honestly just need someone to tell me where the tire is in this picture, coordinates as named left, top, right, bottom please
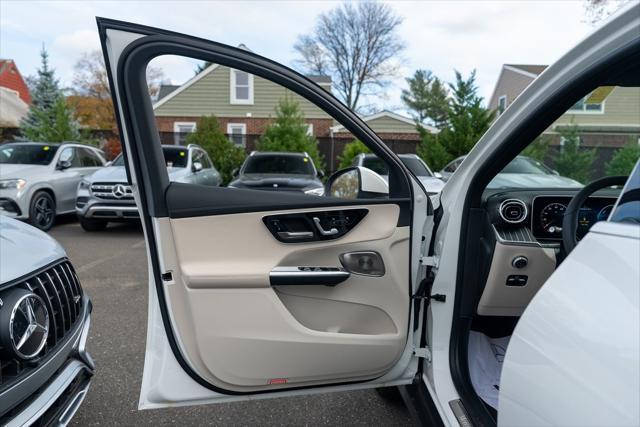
left=29, top=191, right=56, bottom=231
left=79, top=217, right=108, bottom=232
left=375, top=386, right=404, bottom=404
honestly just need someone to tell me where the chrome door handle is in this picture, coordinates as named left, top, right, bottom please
left=312, top=217, right=338, bottom=236
left=277, top=231, right=314, bottom=240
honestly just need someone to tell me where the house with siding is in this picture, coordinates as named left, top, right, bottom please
left=330, top=110, right=437, bottom=143
left=488, top=64, right=640, bottom=149
left=153, top=62, right=334, bottom=146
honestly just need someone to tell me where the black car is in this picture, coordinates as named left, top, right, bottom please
left=228, top=151, right=325, bottom=195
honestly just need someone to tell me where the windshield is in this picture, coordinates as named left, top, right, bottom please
left=500, top=156, right=554, bottom=174
left=400, top=157, right=433, bottom=177
left=0, top=143, right=59, bottom=165
left=361, top=156, right=388, bottom=175
left=112, top=147, right=189, bottom=168
left=162, top=147, right=188, bottom=168
left=243, top=155, right=315, bottom=175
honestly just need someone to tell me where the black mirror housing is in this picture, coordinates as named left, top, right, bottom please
left=57, top=160, right=72, bottom=170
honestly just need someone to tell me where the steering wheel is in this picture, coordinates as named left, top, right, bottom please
left=562, top=175, right=628, bottom=254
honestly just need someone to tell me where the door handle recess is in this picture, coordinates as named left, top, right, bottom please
left=312, top=217, right=339, bottom=236
left=277, top=231, right=314, bottom=240
left=270, top=266, right=350, bottom=286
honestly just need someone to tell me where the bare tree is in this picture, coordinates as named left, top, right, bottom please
left=294, top=1, right=404, bottom=111
left=583, top=0, right=629, bottom=24
left=73, top=50, right=165, bottom=99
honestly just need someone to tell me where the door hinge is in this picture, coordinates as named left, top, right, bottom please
left=413, top=347, right=432, bottom=362
left=419, top=256, right=439, bottom=268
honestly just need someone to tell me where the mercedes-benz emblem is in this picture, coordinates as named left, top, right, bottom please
left=7, top=293, right=49, bottom=360
left=112, top=184, right=127, bottom=199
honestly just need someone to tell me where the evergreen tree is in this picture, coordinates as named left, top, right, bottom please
left=20, top=46, right=80, bottom=142
left=401, top=69, right=449, bottom=128
left=522, top=135, right=551, bottom=163
left=257, top=97, right=325, bottom=171
left=416, top=70, right=494, bottom=170
left=553, top=125, right=596, bottom=183
left=416, top=127, right=452, bottom=171
left=186, top=115, right=246, bottom=185
left=606, top=139, right=640, bottom=176
left=338, top=139, right=370, bottom=169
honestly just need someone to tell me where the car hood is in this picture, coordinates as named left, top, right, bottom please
left=0, top=163, right=49, bottom=179
left=87, top=165, right=128, bottom=182
left=487, top=173, right=583, bottom=189
left=87, top=165, right=186, bottom=182
left=230, top=174, right=322, bottom=190
left=0, top=216, right=67, bottom=284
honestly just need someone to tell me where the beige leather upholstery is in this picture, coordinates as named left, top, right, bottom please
left=153, top=204, right=410, bottom=392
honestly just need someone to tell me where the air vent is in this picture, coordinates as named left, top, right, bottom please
left=498, top=199, right=528, bottom=224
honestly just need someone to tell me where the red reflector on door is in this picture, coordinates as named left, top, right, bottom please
left=269, top=378, right=288, bottom=385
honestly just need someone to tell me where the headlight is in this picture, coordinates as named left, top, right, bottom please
left=78, top=179, right=91, bottom=190
left=0, top=179, right=26, bottom=190
left=304, top=187, right=325, bottom=196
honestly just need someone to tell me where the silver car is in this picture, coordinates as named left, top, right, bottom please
left=76, top=144, right=221, bottom=231
left=0, top=216, right=94, bottom=424
left=352, top=153, right=445, bottom=195
left=0, top=142, right=106, bottom=230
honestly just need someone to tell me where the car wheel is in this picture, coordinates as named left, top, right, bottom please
left=29, top=191, right=56, bottom=231
left=375, top=386, right=404, bottom=404
left=80, top=217, right=108, bottom=232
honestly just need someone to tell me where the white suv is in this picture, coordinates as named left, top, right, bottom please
left=0, top=142, right=105, bottom=230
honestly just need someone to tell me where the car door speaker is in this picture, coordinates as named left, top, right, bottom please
left=339, top=251, right=385, bottom=277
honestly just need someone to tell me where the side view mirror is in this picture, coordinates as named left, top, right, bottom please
left=325, top=166, right=389, bottom=199
left=433, top=171, right=443, bottom=179
left=232, top=168, right=239, bottom=177
left=105, top=161, right=113, bottom=167
left=552, top=169, right=560, bottom=176
left=192, top=161, right=203, bottom=173
left=56, top=160, right=72, bottom=170
left=317, top=170, right=325, bottom=179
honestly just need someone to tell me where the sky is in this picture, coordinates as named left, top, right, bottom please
left=0, top=0, right=612, bottom=113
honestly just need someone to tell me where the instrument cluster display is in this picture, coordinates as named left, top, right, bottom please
left=531, top=196, right=616, bottom=240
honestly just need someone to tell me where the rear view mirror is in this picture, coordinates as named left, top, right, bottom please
left=326, top=166, right=388, bottom=199
left=56, top=160, right=72, bottom=170
left=192, top=161, right=203, bottom=173
left=434, top=171, right=443, bottom=179
left=317, top=170, right=325, bottom=179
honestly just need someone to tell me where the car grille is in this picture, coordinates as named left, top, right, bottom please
left=0, top=260, right=84, bottom=388
left=90, top=182, right=134, bottom=200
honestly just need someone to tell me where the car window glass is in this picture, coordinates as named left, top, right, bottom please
left=147, top=55, right=435, bottom=199
left=79, top=148, right=103, bottom=167
left=0, top=143, right=59, bottom=165
left=163, top=146, right=188, bottom=168
left=60, top=147, right=81, bottom=167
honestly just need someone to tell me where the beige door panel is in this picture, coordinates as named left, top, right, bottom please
left=153, top=203, right=410, bottom=392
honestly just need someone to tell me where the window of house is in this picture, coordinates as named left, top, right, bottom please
left=498, top=95, right=507, bottom=114
left=568, top=95, right=603, bottom=113
left=174, top=122, right=196, bottom=145
left=227, top=123, right=247, bottom=146
left=230, top=69, right=254, bottom=104
left=305, top=123, right=314, bottom=136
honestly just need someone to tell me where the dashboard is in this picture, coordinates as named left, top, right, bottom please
left=486, top=189, right=620, bottom=244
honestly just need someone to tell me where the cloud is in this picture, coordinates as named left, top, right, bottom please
left=53, top=29, right=100, bottom=54
left=1, top=0, right=597, bottom=110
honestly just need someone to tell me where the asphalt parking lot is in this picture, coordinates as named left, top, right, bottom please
left=48, top=217, right=416, bottom=426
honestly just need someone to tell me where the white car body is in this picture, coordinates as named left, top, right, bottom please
left=99, top=3, right=640, bottom=425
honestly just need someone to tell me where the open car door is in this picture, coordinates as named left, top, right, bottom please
left=97, top=18, right=434, bottom=408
